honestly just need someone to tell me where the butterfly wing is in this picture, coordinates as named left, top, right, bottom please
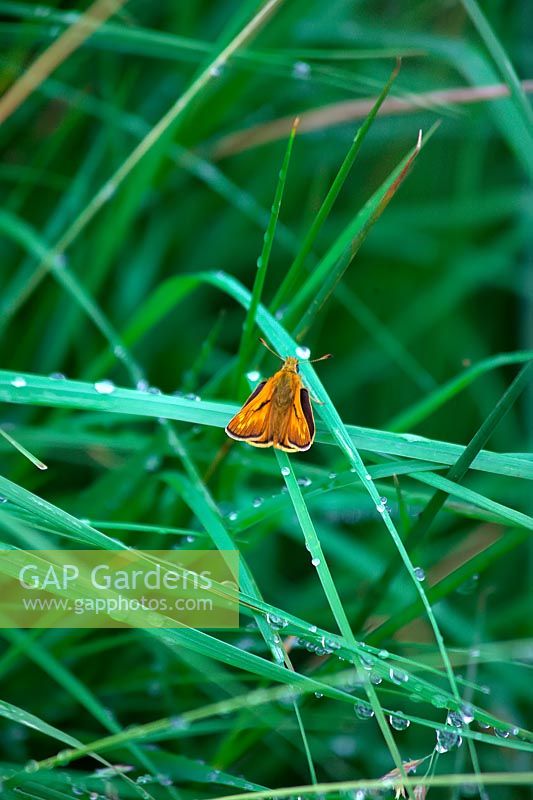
left=225, top=379, right=275, bottom=446
left=277, top=385, right=315, bottom=452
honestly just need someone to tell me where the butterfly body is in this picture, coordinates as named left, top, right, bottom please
left=225, top=355, right=316, bottom=452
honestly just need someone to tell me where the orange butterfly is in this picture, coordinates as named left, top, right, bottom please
left=225, top=340, right=331, bottom=452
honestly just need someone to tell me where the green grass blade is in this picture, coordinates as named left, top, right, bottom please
left=460, top=0, right=533, bottom=133
left=270, top=59, right=400, bottom=313
left=235, top=117, right=299, bottom=393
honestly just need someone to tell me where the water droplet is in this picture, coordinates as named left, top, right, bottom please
left=389, top=667, right=409, bottom=685
left=457, top=574, right=479, bottom=595
left=209, top=64, right=223, bottom=78
left=185, top=534, right=195, bottom=544
left=48, top=371, right=66, bottom=380
left=435, top=728, right=462, bottom=753
left=169, top=715, right=189, bottom=730
left=311, top=557, right=321, bottom=567
left=297, top=476, right=312, bottom=487
left=0, top=496, right=7, bottom=504
left=360, top=653, right=374, bottom=670
left=148, top=385, right=161, bottom=395
left=266, top=612, right=289, bottom=630
left=252, top=496, right=264, bottom=508
left=414, top=566, right=426, bottom=582
left=275, top=306, right=286, bottom=320
left=292, top=61, right=311, bottom=79
left=309, top=625, right=317, bottom=633
left=370, top=672, right=382, bottom=685
left=365, top=473, right=372, bottom=480
left=136, top=379, right=149, bottom=391
left=281, top=466, right=290, bottom=477
left=295, top=345, right=311, bottom=360
left=389, top=713, right=410, bottom=731
left=431, top=694, right=448, bottom=709
left=376, top=503, right=386, bottom=514
left=494, top=727, right=510, bottom=739
left=447, top=710, right=463, bottom=728
left=328, top=472, right=337, bottom=480
left=11, top=376, right=26, bottom=388
left=314, top=691, right=323, bottom=698
left=24, top=759, right=39, bottom=773
left=94, top=379, right=115, bottom=394
left=246, top=370, right=261, bottom=382
left=144, top=455, right=160, bottom=472
left=100, top=180, right=116, bottom=201
left=256, top=256, right=262, bottom=269
left=354, top=702, right=374, bottom=720
left=228, top=511, right=238, bottom=522
left=378, top=649, right=390, bottom=659
left=460, top=704, right=475, bottom=724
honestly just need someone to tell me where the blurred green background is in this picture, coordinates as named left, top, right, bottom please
left=0, top=1, right=532, bottom=798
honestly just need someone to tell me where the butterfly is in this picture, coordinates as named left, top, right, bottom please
left=225, top=339, right=331, bottom=452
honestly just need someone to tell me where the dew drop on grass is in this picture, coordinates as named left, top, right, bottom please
left=144, top=455, right=160, bottom=472
left=100, top=180, right=116, bottom=201
left=370, top=672, right=382, bottom=685
left=185, top=535, right=195, bottom=544
left=94, top=379, right=115, bottom=394
left=11, top=376, right=26, bottom=388
left=0, top=496, right=7, bottom=504
left=376, top=503, right=386, bottom=514
left=136, top=379, right=149, bottom=392
left=460, top=704, right=475, bottom=724
left=328, top=472, right=337, bottom=479
left=228, top=511, right=238, bottom=522
left=209, top=64, right=223, bottom=78
left=252, top=496, right=264, bottom=508
left=309, top=624, right=317, bottom=633
left=311, top=557, right=321, bottom=567
left=389, top=667, right=409, bottom=685
left=298, top=476, right=312, bottom=487
left=354, top=702, right=374, bottom=720
left=48, top=372, right=66, bottom=380
left=292, top=61, right=311, bottom=79
left=360, top=654, right=374, bottom=670
left=435, top=729, right=462, bottom=753
left=447, top=710, right=463, bottom=728
left=247, top=370, right=260, bottom=382
left=365, top=473, right=372, bottom=480
left=266, top=612, right=289, bottom=629
left=494, top=727, right=510, bottom=739
left=169, top=715, right=189, bottom=730
left=281, top=466, right=290, bottom=477
left=148, top=386, right=161, bottom=395
left=275, top=306, right=286, bottom=320
left=295, top=345, right=311, bottom=359
left=414, top=566, right=426, bottom=581
left=389, top=713, right=410, bottom=731
left=314, top=691, right=323, bottom=698
left=24, top=759, right=39, bottom=773
left=378, top=649, right=390, bottom=659
left=431, top=694, right=448, bottom=709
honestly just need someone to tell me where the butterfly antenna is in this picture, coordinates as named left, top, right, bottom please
left=259, top=338, right=284, bottom=361
left=310, top=353, right=333, bottom=363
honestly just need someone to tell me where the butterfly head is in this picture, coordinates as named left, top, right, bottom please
left=282, top=356, right=299, bottom=373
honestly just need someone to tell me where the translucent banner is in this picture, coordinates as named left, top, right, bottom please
left=0, top=550, right=239, bottom=628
